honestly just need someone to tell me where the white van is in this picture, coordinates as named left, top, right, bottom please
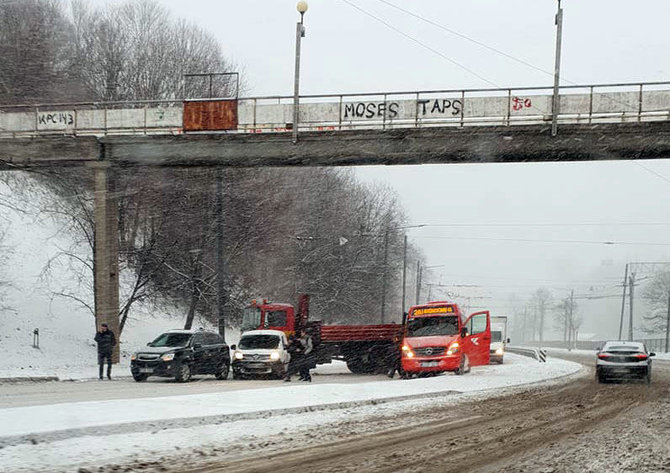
left=231, top=329, right=290, bottom=379
left=490, top=316, right=508, bottom=364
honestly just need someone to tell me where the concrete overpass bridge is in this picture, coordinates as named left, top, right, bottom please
left=2, top=81, right=670, bottom=167
left=1, top=80, right=669, bottom=354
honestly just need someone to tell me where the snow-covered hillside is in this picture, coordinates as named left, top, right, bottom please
left=0, top=182, right=232, bottom=380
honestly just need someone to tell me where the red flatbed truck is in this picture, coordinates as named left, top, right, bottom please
left=240, top=295, right=402, bottom=373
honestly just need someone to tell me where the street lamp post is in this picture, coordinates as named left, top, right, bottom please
left=293, top=1, right=308, bottom=144
left=551, top=0, right=564, bottom=137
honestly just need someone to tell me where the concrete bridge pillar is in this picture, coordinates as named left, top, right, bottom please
left=90, top=162, right=120, bottom=363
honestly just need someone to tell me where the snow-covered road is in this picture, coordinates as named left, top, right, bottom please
left=0, top=354, right=580, bottom=472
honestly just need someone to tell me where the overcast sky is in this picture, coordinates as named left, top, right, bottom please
left=154, top=0, right=670, bottom=338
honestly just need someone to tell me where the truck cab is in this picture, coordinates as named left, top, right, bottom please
left=241, top=300, right=296, bottom=336
left=401, top=301, right=491, bottom=376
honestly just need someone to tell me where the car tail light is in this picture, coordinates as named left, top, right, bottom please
left=597, top=353, right=610, bottom=359
left=633, top=353, right=648, bottom=360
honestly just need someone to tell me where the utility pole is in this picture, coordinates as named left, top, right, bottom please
left=551, top=0, right=564, bottom=137
left=628, top=273, right=635, bottom=341
left=401, top=235, right=407, bottom=316
left=565, top=290, right=575, bottom=349
left=380, top=228, right=389, bottom=323
left=665, top=289, right=670, bottom=352
left=414, top=260, right=422, bottom=305
left=216, top=168, right=227, bottom=340
left=522, top=306, right=528, bottom=342
left=618, top=263, right=628, bottom=340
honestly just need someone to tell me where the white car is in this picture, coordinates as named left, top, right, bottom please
left=231, top=330, right=290, bottom=379
left=596, top=341, right=655, bottom=384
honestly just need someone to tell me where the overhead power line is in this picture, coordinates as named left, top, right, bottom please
left=340, top=0, right=499, bottom=88
left=414, top=235, right=670, bottom=247
left=371, top=0, right=643, bottom=112
left=631, top=161, right=670, bottom=187
left=413, top=222, right=670, bottom=228
left=374, top=0, right=557, bottom=80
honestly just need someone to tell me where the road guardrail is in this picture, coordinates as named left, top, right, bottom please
left=507, top=346, right=547, bottom=363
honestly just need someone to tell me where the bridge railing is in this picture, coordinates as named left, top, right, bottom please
left=1, top=81, right=670, bottom=137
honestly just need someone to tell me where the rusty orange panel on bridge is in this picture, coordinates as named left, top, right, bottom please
left=183, top=100, right=238, bottom=131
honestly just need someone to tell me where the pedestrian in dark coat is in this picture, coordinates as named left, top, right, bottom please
left=299, top=329, right=314, bottom=382
left=284, top=334, right=303, bottom=382
left=94, top=323, right=116, bottom=380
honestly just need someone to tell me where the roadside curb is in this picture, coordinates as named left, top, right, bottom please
left=0, top=375, right=134, bottom=384
left=0, top=376, right=59, bottom=384
left=0, top=389, right=462, bottom=449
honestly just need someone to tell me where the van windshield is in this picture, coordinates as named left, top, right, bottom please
left=407, top=316, right=459, bottom=337
left=239, top=335, right=280, bottom=349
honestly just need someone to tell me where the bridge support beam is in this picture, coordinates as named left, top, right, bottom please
left=91, top=162, right=120, bottom=363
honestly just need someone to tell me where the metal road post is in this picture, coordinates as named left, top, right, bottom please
left=551, top=0, right=563, bottom=137
left=293, top=2, right=308, bottom=144
left=665, top=290, right=670, bottom=352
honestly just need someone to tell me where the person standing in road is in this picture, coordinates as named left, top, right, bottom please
left=95, top=323, right=116, bottom=380
left=386, top=334, right=404, bottom=379
left=299, top=328, right=314, bottom=382
left=284, top=334, right=303, bottom=382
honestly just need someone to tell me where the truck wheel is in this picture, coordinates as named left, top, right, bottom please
left=215, top=362, right=229, bottom=380
left=346, top=359, right=373, bottom=374
left=132, top=373, right=148, bottom=382
left=175, top=363, right=192, bottom=383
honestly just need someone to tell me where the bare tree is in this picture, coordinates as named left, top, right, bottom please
left=530, top=288, right=552, bottom=342
left=554, top=294, right=578, bottom=343
left=0, top=0, right=78, bottom=104
left=68, top=0, right=238, bottom=101
left=642, top=269, right=670, bottom=334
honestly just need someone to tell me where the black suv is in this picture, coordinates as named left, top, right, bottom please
left=130, top=330, right=230, bottom=382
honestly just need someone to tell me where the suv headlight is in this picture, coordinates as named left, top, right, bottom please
left=234, top=351, right=244, bottom=360
left=161, top=353, right=175, bottom=361
left=270, top=350, right=280, bottom=361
